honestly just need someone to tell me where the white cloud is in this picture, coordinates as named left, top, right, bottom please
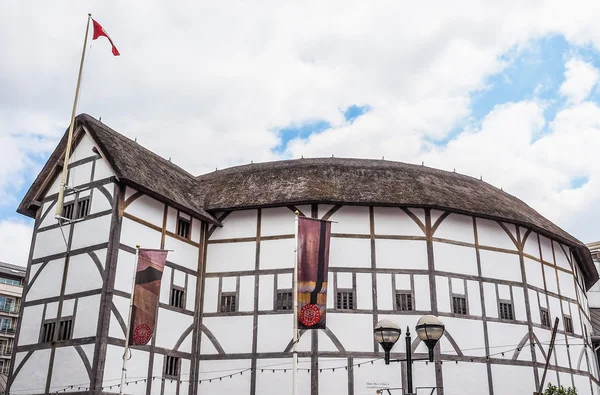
left=559, top=58, right=600, bottom=105
left=0, top=220, right=32, bottom=266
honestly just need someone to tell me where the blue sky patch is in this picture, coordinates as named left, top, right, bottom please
left=273, top=120, right=331, bottom=154
left=571, top=175, right=589, bottom=189
left=343, top=105, right=370, bottom=123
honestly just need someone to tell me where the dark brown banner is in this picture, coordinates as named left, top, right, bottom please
left=129, top=249, right=168, bottom=345
left=297, top=216, right=331, bottom=330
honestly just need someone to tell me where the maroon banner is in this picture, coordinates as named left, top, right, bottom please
left=129, top=249, right=168, bottom=345
left=297, top=217, right=331, bottom=330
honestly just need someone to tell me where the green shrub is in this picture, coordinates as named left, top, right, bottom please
left=543, top=383, right=577, bottom=395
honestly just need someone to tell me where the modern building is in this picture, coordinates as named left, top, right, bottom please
left=7, top=114, right=600, bottom=395
left=0, top=262, right=26, bottom=393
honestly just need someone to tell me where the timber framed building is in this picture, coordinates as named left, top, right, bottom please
left=7, top=114, right=600, bottom=395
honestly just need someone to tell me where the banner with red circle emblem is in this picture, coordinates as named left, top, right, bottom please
left=129, top=249, right=168, bottom=345
left=297, top=217, right=331, bottom=330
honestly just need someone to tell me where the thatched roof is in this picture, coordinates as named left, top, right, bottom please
left=18, top=114, right=597, bottom=288
left=18, top=114, right=219, bottom=225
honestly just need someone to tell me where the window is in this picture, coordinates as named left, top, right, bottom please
left=276, top=291, right=293, bottom=311
left=0, top=318, right=11, bottom=331
left=62, top=201, right=75, bottom=220
left=58, top=318, right=73, bottom=341
left=564, top=316, right=573, bottom=333
left=0, top=297, right=15, bottom=313
left=220, top=293, right=236, bottom=313
left=177, top=217, right=190, bottom=239
left=41, top=322, right=56, bottom=343
left=452, top=296, right=467, bottom=315
left=165, top=356, right=179, bottom=377
left=336, top=290, right=354, bottom=310
left=499, top=301, right=514, bottom=320
left=0, top=278, right=21, bottom=286
left=77, top=197, right=90, bottom=218
left=170, top=288, right=185, bottom=309
left=395, top=292, right=413, bottom=311
left=540, top=308, right=550, bottom=328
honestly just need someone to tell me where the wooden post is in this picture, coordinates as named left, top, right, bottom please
left=537, top=317, right=560, bottom=394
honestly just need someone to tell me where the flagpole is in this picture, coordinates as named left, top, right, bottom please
left=292, top=212, right=299, bottom=395
left=55, top=13, right=92, bottom=219
left=120, top=244, right=140, bottom=395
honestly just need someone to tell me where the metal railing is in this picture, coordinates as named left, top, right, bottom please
left=0, top=305, right=19, bottom=314
left=0, top=328, right=15, bottom=336
left=0, top=346, right=12, bottom=356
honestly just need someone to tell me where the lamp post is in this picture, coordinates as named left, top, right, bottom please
left=373, top=315, right=445, bottom=395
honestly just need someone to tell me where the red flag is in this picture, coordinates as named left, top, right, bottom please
left=92, top=19, right=120, bottom=56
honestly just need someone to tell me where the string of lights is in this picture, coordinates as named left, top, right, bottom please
left=8, top=340, right=591, bottom=394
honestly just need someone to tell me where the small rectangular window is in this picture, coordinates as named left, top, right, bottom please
left=41, top=322, right=56, bottom=343
left=564, top=316, right=573, bottom=333
left=77, top=197, right=90, bottom=218
left=170, top=288, right=185, bottom=309
left=276, top=291, right=293, bottom=311
left=62, top=202, right=75, bottom=220
left=499, top=301, right=514, bottom=320
left=540, top=308, right=550, bottom=328
left=165, top=356, right=179, bottom=377
left=452, top=296, right=467, bottom=315
left=177, top=217, right=190, bottom=239
left=395, top=292, right=413, bottom=311
left=336, top=290, right=354, bottom=310
left=220, top=293, right=236, bottom=313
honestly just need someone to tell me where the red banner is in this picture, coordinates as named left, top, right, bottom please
left=297, top=217, right=331, bottom=329
left=129, top=249, right=168, bottom=345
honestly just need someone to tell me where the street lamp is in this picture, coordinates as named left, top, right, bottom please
left=373, top=315, right=444, bottom=395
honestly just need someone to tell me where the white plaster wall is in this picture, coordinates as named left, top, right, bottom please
left=114, top=248, right=137, bottom=294
left=155, top=308, right=194, bottom=350
left=376, top=240, right=427, bottom=270
left=74, top=133, right=97, bottom=158
left=330, top=238, right=371, bottom=268
left=539, top=235, right=554, bottom=264
left=353, top=358, right=402, bottom=395
left=261, top=207, right=296, bottom=236
left=46, top=172, right=62, bottom=196
left=90, top=186, right=113, bottom=212
left=376, top=274, right=393, bottom=310
left=256, top=314, right=294, bottom=353
left=476, top=218, right=518, bottom=251
left=488, top=321, right=531, bottom=361
left=186, top=275, right=197, bottom=311
left=326, top=313, right=373, bottom=352
left=211, top=210, right=257, bottom=240
left=480, top=250, right=522, bottom=282
left=414, top=275, right=431, bottom=311
left=373, top=207, right=424, bottom=236
left=125, top=192, right=166, bottom=228
left=70, top=214, right=112, bottom=250
left=441, top=317, right=486, bottom=357
left=492, top=364, right=535, bottom=395
left=207, top=241, right=256, bottom=272
left=434, top=213, right=474, bottom=244
left=33, top=227, right=69, bottom=259
left=258, top=274, right=274, bottom=311
left=39, top=201, right=59, bottom=228
left=49, top=346, right=90, bottom=390
left=65, top=252, right=104, bottom=294
left=544, top=264, right=559, bottom=294
left=73, top=294, right=101, bottom=338
left=197, top=359, right=252, bottom=394
left=443, top=361, right=488, bottom=395
left=203, top=316, right=253, bottom=353
left=513, top=286, right=527, bottom=321
left=166, top=206, right=178, bottom=233
left=121, top=217, right=162, bottom=249
left=163, top=236, right=199, bottom=271
left=259, top=238, right=294, bottom=270
left=18, top=304, right=44, bottom=345
left=329, top=206, right=370, bottom=235
left=67, top=161, right=93, bottom=187
left=104, top=346, right=149, bottom=394
left=109, top=295, right=129, bottom=340
left=525, top=257, right=545, bottom=289
left=191, top=218, right=202, bottom=244
left=255, top=357, right=311, bottom=395
left=26, top=258, right=64, bottom=301
left=467, top=280, right=482, bottom=316
left=93, top=157, right=114, bottom=181
left=433, top=242, right=478, bottom=275
left=436, top=276, right=451, bottom=313
left=318, top=358, right=350, bottom=395
left=554, top=242, right=573, bottom=271
left=355, top=273, right=372, bottom=310
left=10, top=349, right=51, bottom=393
left=238, top=276, right=255, bottom=312
left=523, top=231, right=541, bottom=258
left=203, top=277, right=219, bottom=313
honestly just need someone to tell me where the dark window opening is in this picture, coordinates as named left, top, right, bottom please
left=564, top=316, right=573, bottom=333
left=58, top=318, right=73, bottom=341
left=62, top=202, right=75, bottom=220
left=220, top=293, right=236, bottom=313
left=165, top=356, right=179, bottom=377
left=77, top=197, right=90, bottom=218
left=177, top=217, right=190, bottom=239
left=452, top=296, right=467, bottom=315
left=395, top=292, right=413, bottom=311
left=540, top=308, right=550, bottom=328
left=170, top=288, right=185, bottom=309
left=336, top=290, right=354, bottom=310
left=276, top=291, right=293, bottom=311
left=41, top=322, right=56, bottom=343
left=499, top=301, right=514, bottom=320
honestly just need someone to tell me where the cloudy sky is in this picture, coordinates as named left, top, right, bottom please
left=2, top=1, right=600, bottom=265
